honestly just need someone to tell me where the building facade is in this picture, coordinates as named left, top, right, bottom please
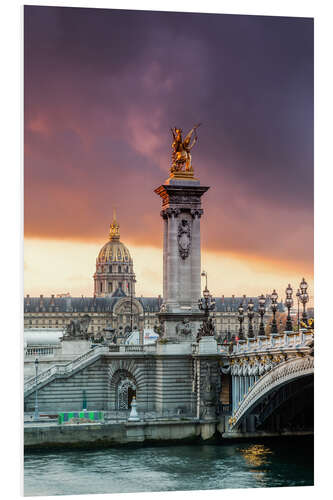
left=24, top=217, right=284, bottom=339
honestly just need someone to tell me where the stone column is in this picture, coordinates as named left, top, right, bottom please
left=235, top=376, right=240, bottom=409
left=166, top=208, right=179, bottom=308
left=196, top=359, right=201, bottom=418
left=191, top=209, right=203, bottom=309
left=240, top=377, right=244, bottom=402
left=232, top=375, right=235, bottom=413
left=161, top=211, right=168, bottom=302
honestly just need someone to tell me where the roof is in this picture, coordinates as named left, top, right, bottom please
left=24, top=295, right=284, bottom=313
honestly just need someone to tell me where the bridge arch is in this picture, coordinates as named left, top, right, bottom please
left=230, top=356, right=313, bottom=430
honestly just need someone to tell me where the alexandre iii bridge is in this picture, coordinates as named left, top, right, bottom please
left=24, top=327, right=314, bottom=437
left=24, top=126, right=314, bottom=444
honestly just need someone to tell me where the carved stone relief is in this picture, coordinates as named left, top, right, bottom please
left=178, top=219, right=191, bottom=259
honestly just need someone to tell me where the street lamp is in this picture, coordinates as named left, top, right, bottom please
left=296, top=289, right=301, bottom=332
left=197, top=277, right=216, bottom=340
left=270, top=289, right=278, bottom=335
left=201, top=270, right=208, bottom=290
left=34, top=357, right=39, bottom=421
left=299, top=278, right=309, bottom=326
left=237, top=302, right=245, bottom=340
left=285, top=283, right=293, bottom=332
left=247, top=298, right=255, bottom=338
left=129, top=276, right=136, bottom=333
left=258, top=294, right=266, bottom=336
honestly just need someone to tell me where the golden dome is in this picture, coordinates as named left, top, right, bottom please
left=97, top=239, right=132, bottom=264
left=97, top=211, right=132, bottom=264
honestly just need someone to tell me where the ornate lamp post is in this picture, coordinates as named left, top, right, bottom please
left=285, top=283, right=294, bottom=332
left=258, top=294, right=266, bottom=336
left=34, top=357, right=39, bottom=421
left=270, top=289, right=278, bottom=335
left=247, top=298, right=255, bottom=338
left=296, top=288, right=301, bottom=332
left=201, top=270, right=208, bottom=290
left=197, top=275, right=216, bottom=340
left=237, top=302, right=245, bottom=340
left=299, top=277, right=309, bottom=326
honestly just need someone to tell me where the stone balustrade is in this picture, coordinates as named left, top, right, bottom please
left=25, top=345, right=62, bottom=358
left=231, top=329, right=313, bottom=355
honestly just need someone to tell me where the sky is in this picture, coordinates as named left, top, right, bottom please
left=24, top=6, right=314, bottom=300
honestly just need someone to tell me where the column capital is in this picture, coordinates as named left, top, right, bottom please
left=190, top=209, right=204, bottom=219
left=163, top=208, right=180, bottom=219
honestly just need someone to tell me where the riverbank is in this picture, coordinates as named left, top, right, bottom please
left=24, top=419, right=217, bottom=450
left=24, top=418, right=313, bottom=451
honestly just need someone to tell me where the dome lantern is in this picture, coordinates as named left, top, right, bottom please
left=109, top=208, right=120, bottom=241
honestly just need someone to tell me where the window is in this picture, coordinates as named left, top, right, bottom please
left=108, top=282, right=113, bottom=293
left=109, top=265, right=112, bottom=273
left=119, top=282, right=122, bottom=289
left=100, top=282, right=103, bottom=293
left=118, top=265, right=121, bottom=273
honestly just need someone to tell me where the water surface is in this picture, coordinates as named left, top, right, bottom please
left=24, top=437, right=314, bottom=496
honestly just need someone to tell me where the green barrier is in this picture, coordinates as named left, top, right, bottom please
left=58, top=411, right=104, bottom=425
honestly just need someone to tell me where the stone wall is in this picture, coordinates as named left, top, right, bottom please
left=24, top=420, right=218, bottom=450
left=25, top=358, right=109, bottom=413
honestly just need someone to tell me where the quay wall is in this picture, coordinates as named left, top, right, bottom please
left=24, top=420, right=313, bottom=451
left=24, top=420, right=217, bottom=450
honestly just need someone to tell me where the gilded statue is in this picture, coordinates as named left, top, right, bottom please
left=170, top=123, right=201, bottom=173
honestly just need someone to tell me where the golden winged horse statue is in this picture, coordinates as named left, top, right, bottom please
left=170, top=123, right=201, bottom=173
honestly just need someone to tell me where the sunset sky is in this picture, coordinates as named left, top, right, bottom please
left=24, top=6, right=314, bottom=300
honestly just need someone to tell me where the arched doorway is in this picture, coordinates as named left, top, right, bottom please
left=117, top=377, right=136, bottom=410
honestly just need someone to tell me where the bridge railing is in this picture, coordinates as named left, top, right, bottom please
left=232, top=330, right=313, bottom=354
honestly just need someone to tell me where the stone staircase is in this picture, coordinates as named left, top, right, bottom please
left=24, top=345, right=108, bottom=398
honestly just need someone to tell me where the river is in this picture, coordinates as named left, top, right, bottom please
left=24, top=436, right=313, bottom=496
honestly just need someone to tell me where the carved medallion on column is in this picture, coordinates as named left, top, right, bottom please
left=178, top=219, right=191, bottom=259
